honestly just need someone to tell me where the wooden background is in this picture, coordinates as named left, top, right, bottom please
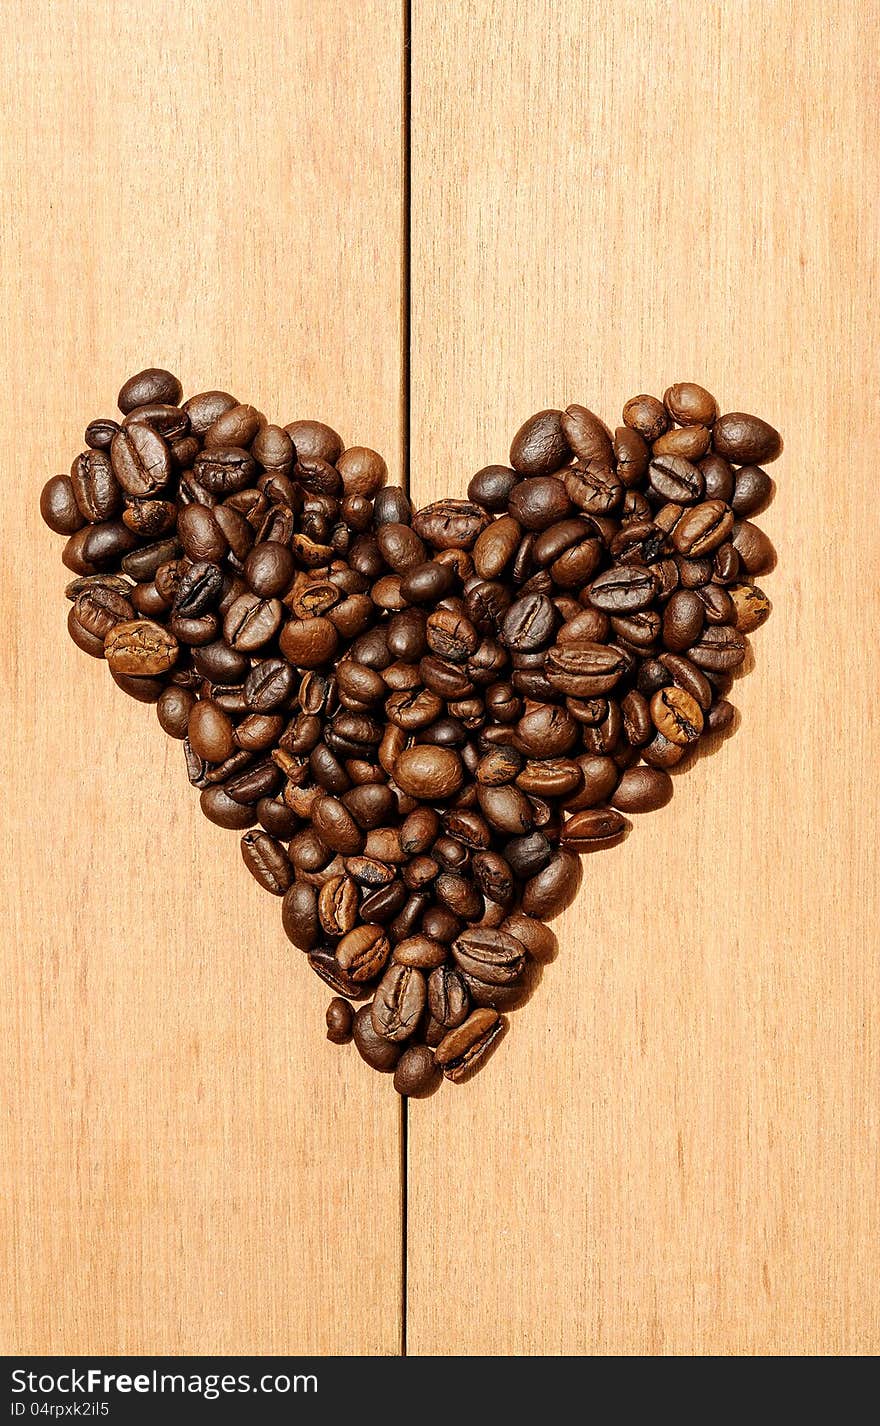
left=1, top=0, right=877, bottom=1356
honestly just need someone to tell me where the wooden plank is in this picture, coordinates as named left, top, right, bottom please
left=408, top=0, right=880, bottom=1354
left=0, top=0, right=405, bottom=1354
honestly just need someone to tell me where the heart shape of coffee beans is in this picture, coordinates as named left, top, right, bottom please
left=41, top=370, right=779, bottom=1096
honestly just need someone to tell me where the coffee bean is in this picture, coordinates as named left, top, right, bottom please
left=337, top=925, right=390, bottom=982
left=352, top=1004, right=402, bottom=1071
left=240, top=830, right=293, bottom=894
left=452, top=928, right=525, bottom=985
left=509, top=410, right=571, bottom=476
left=672, top=500, right=734, bottom=557
left=730, top=582, right=771, bottom=633
left=623, top=395, right=668, bottom=441
left=508, top=476, right=571, bottom=530
left=611, top=765, right=673, bottom=812
left=560, top=807, right=629, bottom=851
left=731, top=520, right=776, bottom=576
left=326, top=997, right=354, bottom=1044
left=588, top=565, right=658, bottom=613
left=522, top=848, right=582, bottom=916
left=435, top=1008, right=504, bottom=1082
left=104, top=619, right=177, bottom=675
left=393, top=1044, right=441, bottom=1097
left=648, top=454, right=704, bottom=504
left=713, top=412, right=782, bottom=463
left=371, top=964, right=426, bottom=1041
left=650, top=686, right=704, bottom=744
left=394, top=746, right=463, bottom=799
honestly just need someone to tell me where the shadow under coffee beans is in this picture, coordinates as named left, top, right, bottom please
left=41, top=371, right=779, bottom=1097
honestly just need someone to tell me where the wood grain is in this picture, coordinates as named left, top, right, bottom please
left=408, top=0, right=880, bottom=1354
left=0, top=0, right=405, bottom=1354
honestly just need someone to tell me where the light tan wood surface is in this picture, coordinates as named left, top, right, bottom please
left=3, top=0, right=878, bottom=1360
left=0, top=0, right=405, bottom=1354
left=407, top=0, right=880, bottom=1354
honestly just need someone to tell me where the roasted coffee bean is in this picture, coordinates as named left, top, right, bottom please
left=662, top=589, right=705, bottom=652
left=689, top=624, right=747, bottom=671
left=240, top=830, right=293, bottom=894
left=326, top=997, right=354, bottom=1044
left=104, top=619, right=177, bottom=675
left=588, top=566, right=657, bottom=613
left=509, top=410, right=571, bottom=476
left=393, top=935, right=448, bottom=969
left=648, top=454, right=704, bottom=504
left=352, top=1004, right=402, bottom=1071
left=468, top=464, right=519, bottom=510
left=281, top=881, right=320, bottom=950
left=337, top=925, right=391, bottom=982
left=650, top=686, right=704, bottom=744
left=394, top=745, right=463, bottom=799
left=732, top=519, right=776, bottom=576
left=110, top=423, right=171, bottom=497
left=188, top=700, right=235, bottom=763
left=224, top=592, right=282, bottom=651
left=560, top=806, right=629, bottom=851
left=501, top=592, right=556, bottom=650
left=412, top=499, right=490, bottom=550
left=623, top=394, right=668, bottom=441
left=545, top=642, right=626, bottom=696
left=117, top=368, right=182, bottom=414
left=435, top=1008, right=504, bottom=1082
left=521, top=848, right=582, bottom=917
left=199, top=785, right=258, bottom=830
left=611, top=765, right=674, bottom=813
left=713, top=412, right=782, bottom=464
left=452, top=928, right=525, bottom=986
left=508, top=476, right=571, bottom=531
left=70, top=449, right=121, bottom=522
left=371, top=964, right=426, bottom=1041
left=41, top=474, right=87, bottom=534
left=393, top=1044, right=441, bottom=1097
left=730, top=582, right=771, bottom=633
left=672, top=500, right=734, bottom=557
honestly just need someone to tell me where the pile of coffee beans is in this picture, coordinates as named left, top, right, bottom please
left=41, top=371, right=778, bottom=1096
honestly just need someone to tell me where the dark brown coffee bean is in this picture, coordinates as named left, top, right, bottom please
left=611, top=765, right=673, bottom=812
left=371, top=965, right=426, bottom=1041
left=240, top=830, right=293, bottom=894
left=394, top=746, right=463, bottom=799
left=508, top=476, right=571, bottom=530
left=282, top=882, right=320, bottom=950
left=561, top=404, right=613, bottom=467
left=41, top=474, right=87, bottom=534
left=689, top=624, right=747, bottom=671
left=509, top=409, right=571, bottom=475
left=412, top=499, right=491, bottom=550
left=392, top=935, right=447, bottom=969
left=187, top=700, right=235, bottom=763
left=85, top=417, right=120, bottom=450
left=393, top=1045, right=441, bottom=1097
left=452, top=928, right=525, bottom=986
left=199, top=785, right=258, bottom=830
left=62, top=520, right=138, bottom=574
left=521, top=848, right=582, bottom=916
left=731, top=464, right=773, bottom=516
left=713, top=412, right=782, bottom=463
left=662, top=589, right=705, bottom=651
left=352, top=1004, right=402, bottom=1071
left=588, top=565, right=657, bottom=613
left=672, top=500, right=734, bottom=557
left=663, top=382, right=717, bottom=426
left=468, top=464, right=519, bottom=510
left=311, top=795, right=365, bottom=855
left=476, top=783, right=534, bottom=835
left=337, top=925, right=391, bottom=983
left=435, top=1008, right=504, bottom=1082
left=326, top=998, right=354, bottom=1044
left=156, top=685, right=195, bottom=739
left=731, top=520, right=776, bottom=575
left=110, top=423, right=171, bottom=497
left=545, top=642, right=626, bottom=696
left=560, top=806, right=629, bottom=851
left=622, top=394, right=668, bottom=441
left=501, top=592, right=556, bottom=650
left=223, top=592, right=282, bottom=651
left=648, top=454, right=704, bottom=504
